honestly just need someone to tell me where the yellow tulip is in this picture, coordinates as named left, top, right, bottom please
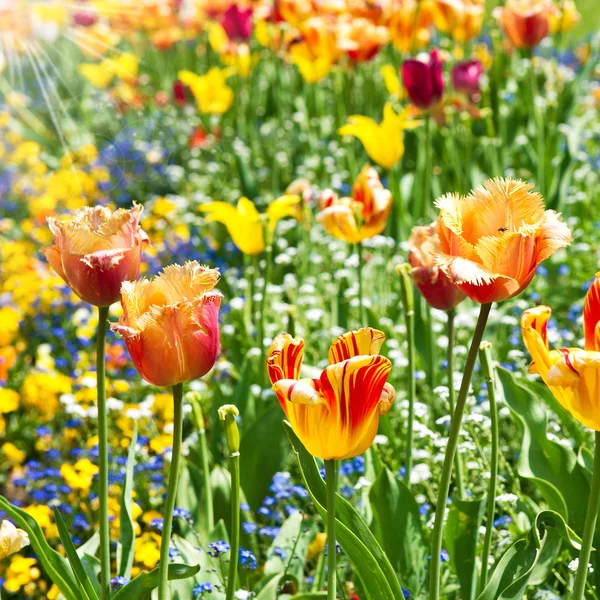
left=78, top=62, right=114, bottom=88
left=380, top=65, right=403, bottom=99
left=201, top=195, right=300, bottom=255
left=339, top=103, right=421, bottom=170
left=178, top=68, right=234, bottom=115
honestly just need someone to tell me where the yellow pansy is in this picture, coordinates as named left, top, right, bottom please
left=339, top=103, right=421, bottom=170
left=2, top=443, right=26, bottom=464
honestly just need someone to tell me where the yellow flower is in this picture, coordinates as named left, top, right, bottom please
left=2, top=443, right=26, bottom=464
left=201, top=195, right=300, bottom=255
left=380, top=65, right=403, bottom=99
left=0, top=388, right=19, bottom=414
left=0, top=520, right=30, bottom=559
left=178, top=68, right=234, bottom=115
left=339, top=103, right=421, bottom=170
left=21, top=371, right=72, bottom=420
left=290, top=42, right=334, bottom=83
left=549, top=0, right=580, bottom=32
left=60, top=459, right=99, bottom=491
left=79, top=62, right=114, bottom=88
left=3, top=556, right=40, bottom=593
left=0, top=306, right=20, bottom=345
left=134, top=532, right=162, bottom=569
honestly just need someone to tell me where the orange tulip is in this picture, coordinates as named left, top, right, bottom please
left=388, top=0, right=433, bottom=53
left=521, top=298, right=600, bottom=431
left=493, top=0, right=551, bottom=49
left=43, top=204, right=148, bottom=307
left=432, top=0, right=484, bottom=42
left=583, top=273, right=600, bottom=351
left=317, top=164, right=392, bottom=243
left=267, top=328, right=395, bottom=460
left=111, top=261, right=222, bottom=387
left=337, top=16, right=389, bottom=62
left=435, top=178, right=571, bottom=304
left=408, top=223, right=466, bottom=311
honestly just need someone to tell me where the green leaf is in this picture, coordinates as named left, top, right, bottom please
left=497, top=368, right=591, bottom=534
left=445, top=496, right=486, bottom=600
left=476, top=510, right=581, bottom=600
left=240, top=406, right=290, bottom=509
left=255, top=573, right=298, bottom=600
left=288, top=595, right=328, bottom=600
left=118, top=421, right=138, bottom=579
left=111, top=563, right=200, bottom=600
left=76, top=533, right=99, bottom=560
left=0, top=496, right=80, bottom=600
left=369, top=468, right=428, bottom=596
left=81, top=555, right=102, bottom=599
left=53, top=507, right=99, bottom=600
left=264, top=511, right=314, bottom=587
left=284, top=422, right=404, bottom=600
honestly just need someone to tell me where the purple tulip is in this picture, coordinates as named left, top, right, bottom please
left=401, top=49, right=445, bottom=109
left=451, top=60, right=484, bottom=101
left=221, top=5, right=253, bottom=42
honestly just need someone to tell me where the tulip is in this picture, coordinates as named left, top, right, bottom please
left=408, top=224, right=466, bottom=311
left=0, top=521, right=29, bottom=560
left=435, top=178, right=572, bottom=304
left=317, top=164, right=392, bottom=243
left=221, top=4, right=253, bottom=41
left=549, top=0, right=580, bottom=33
left=402, top=49, right=445, bottom=109
left=43, top=204, right=148, bottom=307
left=177, top=68, right=234, bottom=115
left=522, top=279, right=600, bottom=600
left=451, top=59, right=483, bottom=101
left=267, top=327, right=395, bottom=460
left=200, top=195, right=300, bottom=255
left=388, top=0, right=433, bottom=53
left=173, top=79, right=187, bottom=105
left=492, top=0, right=551, bottom=49
left=432, top=0, right=485, bottom=42
left=338, top=103, right=421, bottom=170
left=337, top=16, right=389, bottom=62
left=111, top=261, right=222, bottom=388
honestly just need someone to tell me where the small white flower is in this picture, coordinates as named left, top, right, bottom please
left=373, top=435, right=388, bottom=445
left=106, top=398, right=124, bottom=411
left=354, top=477, right=372, bottom=490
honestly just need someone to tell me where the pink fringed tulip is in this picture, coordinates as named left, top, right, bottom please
left=401, top=49, right=445, bottom=109
left=111, top=262, right=222, bottom=387
left=43, top=204, right=148, bottom=307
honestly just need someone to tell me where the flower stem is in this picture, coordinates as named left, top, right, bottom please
left=421, top=112, right=432, bottom=223
left=325, top=460, right=338, bottom=600
left=258, top=245, right=272, bottom=387
left=225, top=452, right=240, bottom=600
left=428, top=302, right=492, bottom=600
left=478, top=341, right=498, bottom=593
left=191, top=398, right=214, bottom=533
left=572, top=431, right=600, bottom=600
left=447, top=309, right=465, bottom=500
left=97, top=306, right=111, bottom=600
left=357, top=242, right=366, bottom=325
left=158, top=383, right=184, bottom=600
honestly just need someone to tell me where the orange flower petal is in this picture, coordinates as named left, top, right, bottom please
left=328, top=327, right=385, bottom=364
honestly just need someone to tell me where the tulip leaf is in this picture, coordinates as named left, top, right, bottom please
left=111, top=563, right=200, bottom=600
left=53, top=507, right=100, bottom=600
left=476, top=510, right=581, bottom=600
left=255, top=573, right=298, bottom=600
left=117, top=421, right=137, bottom=579
left=369, top=467, right=428, bottom=596
left=240, top=405, right=291, bottom=509
left=444, top=496, right=486, bottom=600
left=497, top=368, right=591, bottom=534
left=265, top=510, right=315, bottom=587
left=0, top=495, right=80, bottom=600
left=284, top=421, right=405, bottom=600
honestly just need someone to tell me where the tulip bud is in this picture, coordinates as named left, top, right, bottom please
left=218, top=404, right=240, bottom=455
left=401, top=49, right=445, bottom=109
left=451, top=59, right=483, bottom=102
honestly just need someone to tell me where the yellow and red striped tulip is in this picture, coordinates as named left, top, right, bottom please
left=267, top=328, right=395, bottom=460
left=435, top=178, right=571, bottom=304
left=43, top=204, right=148, bottom=307
left=522, top=296, right=600, bottom=430
left=317, top=164, right=392, bottom=243
left=111, top=261, right=222, bottom=387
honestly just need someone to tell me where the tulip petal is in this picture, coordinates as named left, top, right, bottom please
left=328, top=327, right=385, bottom=364
left=317, top=204, right=360, bottom=244
left=42, top=245, right=68, bottom=283
left=584, top=274, right=600, bottom=351
left=267, top=334, right=305, bottom=384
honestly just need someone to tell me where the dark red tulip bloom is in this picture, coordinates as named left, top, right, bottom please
left=401, top=49, right=445, bottom=109
left=451, top=59, right=483, bottom=101
left=173, top=79, right=187, bottom=106
left=221, top=5, right=253, bottom=41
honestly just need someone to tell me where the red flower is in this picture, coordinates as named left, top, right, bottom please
left=221, top=5, right=253, bottom=41
left=451, top=59, right=483, bottom=102
left=401, top=49, right=445, bottom=109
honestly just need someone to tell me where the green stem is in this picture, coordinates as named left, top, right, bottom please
left=529, top=56, right=545, bottom=196
left=258, top=245, right=272, bottom=386
left=158, top=383, right=184, bottom=600
left=96, top=305, right=111, bottom=600
left=325, top=460, right=338, bottom=600
left=225, top=454, right=241, bottom=600
left=447, top=309, right=465, bottom=500
left=421, top=113, right=431, bottom=223
left=572, top=431, right=600, bottom=600
left=478, top=342, right=498, bottom=593
left=192, top=400, right=214, bottom=533
left=357, top=242, right=366, bottom=325
left=428, top=302, right=492, bottom=600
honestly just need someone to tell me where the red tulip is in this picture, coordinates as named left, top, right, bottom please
left=451, top=59, right=483, bottom=101
left=401, top=49, right=445, bottom=109
left=173, top=79, right=187, bottom=106
left=221, top=5, right=253, bottom=41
